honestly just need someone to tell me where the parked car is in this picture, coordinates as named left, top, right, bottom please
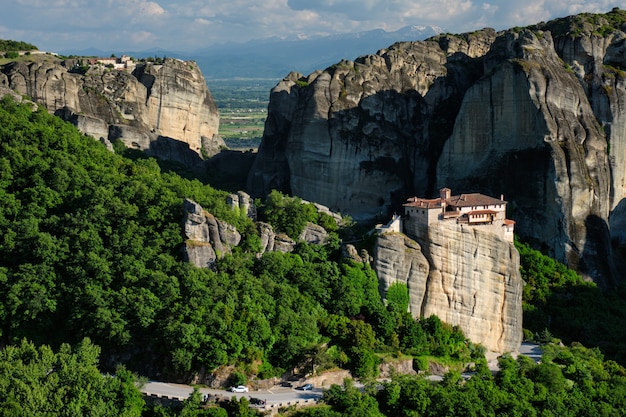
left=280, top=381, right=294, bottom=388
left=296, top=383, right=313, bottom=391
left=250, top=397, right=266, bottom=406
left=230, top=385, right=249, bottom=393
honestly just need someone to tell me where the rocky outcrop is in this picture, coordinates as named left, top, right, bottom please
left=0, top=57, right=223, bottom=164
left=248, top=9, right=626, bottom=285
left=373, top=226, right=523, bottom=354
left=227, top=191, right=257, bottom=221
left=343, top=244, right=372, bottom=263
left=258, top=221, right=335, bottom=256
left=182, top=199, right=241, bottom=268
left=298, top=223, right=328, bottom=245
left=183, top=196, right=334, bottom=264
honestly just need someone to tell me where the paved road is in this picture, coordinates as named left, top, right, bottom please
left=141, top=381, right=323, bottom=405
left=142, top=343, right=543, bottom=402
left=517, top=341, right=542, bottom=362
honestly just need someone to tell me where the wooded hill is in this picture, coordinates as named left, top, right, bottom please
left=1, top=92, right=625, bottom=415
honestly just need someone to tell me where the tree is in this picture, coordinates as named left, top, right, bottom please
left=258, top=190, right=317, bottom=239
left=0, top=338, right=144, bottom=416
left=385, top=283, right=409, bottom=313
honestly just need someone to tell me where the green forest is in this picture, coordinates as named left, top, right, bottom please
left=0, top=95, right=625, bottom=415
left=0, top=39, right=37, bottom=52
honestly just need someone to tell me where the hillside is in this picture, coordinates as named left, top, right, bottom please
left=1, top=92, right=625, bottom=417
left=0, top=95, right=483, bottom=382
left=248, top=7, right=626, bottom=288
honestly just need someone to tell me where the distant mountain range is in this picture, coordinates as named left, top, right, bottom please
left=62, top=25, right=445, bottom=80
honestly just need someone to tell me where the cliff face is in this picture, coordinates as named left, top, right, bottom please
left=374, top=225, right=523, bottom=353
left=0, top=58, right=222, bottom=164
left=248, top=9, right=626, bottom=285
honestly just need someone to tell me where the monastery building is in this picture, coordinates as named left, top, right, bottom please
left=401, top=187, right=515, bottom=242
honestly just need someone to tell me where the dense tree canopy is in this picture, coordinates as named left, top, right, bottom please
left=516, top=239, right=626, bottom=364
left=1, top=92, right=626, bottom=416
left=289, top=343, right=626, bottom=417
left=0, top=97, right=469, bottom=382
left=0, top=338, right=144, bottom=416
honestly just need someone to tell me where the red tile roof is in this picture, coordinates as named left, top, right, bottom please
left=404, top=191, right=506, bottom=209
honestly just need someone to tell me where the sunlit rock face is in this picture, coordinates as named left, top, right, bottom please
left=0, top=58, right=223, bottom=164
left=374, top=224, right=523, bottom=354
left=249, top=10, right=626, bottom=285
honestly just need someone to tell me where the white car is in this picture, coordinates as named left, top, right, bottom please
left=230, top=385, right=249, bottom=393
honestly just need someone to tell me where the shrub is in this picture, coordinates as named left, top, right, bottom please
left=386, top=283, right=409, bottom=312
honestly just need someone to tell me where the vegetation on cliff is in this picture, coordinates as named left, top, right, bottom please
left=0, top=96, right=480, bottom=412
left=532, top=7, right=626, bottom=39
left=516, top=240, right=626, bottom=364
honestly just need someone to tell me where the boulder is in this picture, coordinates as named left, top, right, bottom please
left=182, top=198, right=240, bottom=267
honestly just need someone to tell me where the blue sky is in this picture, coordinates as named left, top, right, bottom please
left=0, top=0, right=619, bottom=53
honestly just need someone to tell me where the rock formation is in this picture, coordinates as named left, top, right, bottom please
left=373, top=225, right=523, bottom=353
left=227, top=191, right=257, bottom=221
left=183, top=195, right=337, bottom=264
left=248, top=8, right=626, bottom=286
left=0, top=57, right=223, bottom=164
left=182, top=199, right=241, bottom=268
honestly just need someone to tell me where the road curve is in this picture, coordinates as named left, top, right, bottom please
left=142, top=343, right=542, bottom=403
left=141, top=381, right=323, bottom=405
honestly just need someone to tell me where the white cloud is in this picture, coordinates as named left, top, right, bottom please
left=139, top=1, right=166, bottom=16
left=130, top=31, right=158, bottom=44
left=0, top=0, right=621, bottom=53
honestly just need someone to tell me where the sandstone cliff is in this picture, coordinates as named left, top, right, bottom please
left=0, top=57, right=223, bottom=164
left=248, top=8, right=626, bottom=285
left=374, top=226, right=523, bottom=354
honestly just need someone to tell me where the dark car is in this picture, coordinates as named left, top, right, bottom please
left=280, top=381, right=294, bottom=388
left=250, top=397, right=266, bottom=406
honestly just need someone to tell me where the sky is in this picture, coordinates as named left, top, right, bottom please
left=0, top=0, right=620, bottom=54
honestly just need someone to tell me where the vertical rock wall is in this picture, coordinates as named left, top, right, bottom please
left=249, top=9, right=626, bottom=285
left=374, top=225, right=523, bottom=353
left=0, top=58, right=223, bottom=163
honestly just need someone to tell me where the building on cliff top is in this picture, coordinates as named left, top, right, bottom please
left=88, top=55, right=134, bottom=70
left=402, top=187, right=515, bottom=242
